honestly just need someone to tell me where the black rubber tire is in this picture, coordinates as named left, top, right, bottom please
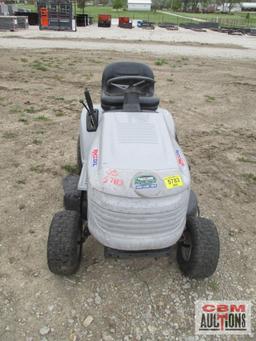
left=63, top=175, right=81, bottom=211
left=63, top=175, right=87, bottom=220
left=47, top=210, right=82, bottom=275
left=177, top=216, right=220, bottom=279
left=77, top=135, right=82, bottom=175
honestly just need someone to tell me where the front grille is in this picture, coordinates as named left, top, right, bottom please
left=88, top=196, right=187, bottom=238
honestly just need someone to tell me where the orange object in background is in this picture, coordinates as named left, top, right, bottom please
left=40, top=8, right=49, bottom=27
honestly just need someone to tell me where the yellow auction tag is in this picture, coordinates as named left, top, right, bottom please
left=163, top=175, right=184, bottom=189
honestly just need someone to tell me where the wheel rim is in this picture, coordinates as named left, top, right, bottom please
left=180, top=230, right=192, bottom=261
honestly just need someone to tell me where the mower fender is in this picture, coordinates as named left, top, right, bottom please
left=162, top=108, right=176, bottom=138
left=187, top=190, right=199, bottom=217
left=80, top=106, right=103, bottom=169
left=78, top=164, right=87, bottom=191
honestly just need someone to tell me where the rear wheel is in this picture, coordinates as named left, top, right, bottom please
left=47, top=210, right=82, bottom=275
left=63, top=175, right=87, bottom=220
left=177, top=216, right=219, bottom=279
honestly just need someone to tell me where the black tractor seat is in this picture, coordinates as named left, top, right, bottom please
left=101, top=62, right=159, bottom=111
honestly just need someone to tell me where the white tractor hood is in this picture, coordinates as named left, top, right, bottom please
left=87, top=110, right=190, bottom=198
left=101, top=111, right=175, bottom=169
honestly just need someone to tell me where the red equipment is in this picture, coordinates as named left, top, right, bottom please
left=118, top=16, right=132, bottom=29
left=98, top=14, right=111, bottom=27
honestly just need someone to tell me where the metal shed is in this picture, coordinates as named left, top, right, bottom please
left=128, top=0, right=152, bottom=11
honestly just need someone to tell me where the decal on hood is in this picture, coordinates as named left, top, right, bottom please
left=134, top=175, right=157, bottom=190
left=176, top=149, right=185, bottom=167
left=91, top=148, right=99, bottom=167
left=102, top=169, right=124, bottom=186
left=163, top=175, right=184, bottom=189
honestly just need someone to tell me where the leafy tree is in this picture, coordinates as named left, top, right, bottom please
left=172, top=0, right=182, bottom=11
left=113, top=0, right=123, bottom=9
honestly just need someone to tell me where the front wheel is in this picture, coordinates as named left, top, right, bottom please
left=177, top=216, right=220, bottom=279
left=47, top=210, right=83, bottom=275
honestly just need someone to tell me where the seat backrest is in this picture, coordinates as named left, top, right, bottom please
left=101, top=61, right=159, bottom=111
left=101, top=61, right=155, bottom=97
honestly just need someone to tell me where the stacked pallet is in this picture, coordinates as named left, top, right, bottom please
left=0, top=15, right=29, bottom=30
left=16, top=16, right=29, bottom=29
left=0, top=16, right=17, bottom=31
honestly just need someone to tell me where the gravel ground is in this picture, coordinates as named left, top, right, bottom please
left=1, top=25, right=256, bottom=49
left=0, top=26, right=256, bottom=59
left=0, top=49, right=255, bottom=341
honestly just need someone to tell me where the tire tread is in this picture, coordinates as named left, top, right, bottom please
left=47, top=210, right=82, bottom=275
left=177, top=216, right=220, bottom=279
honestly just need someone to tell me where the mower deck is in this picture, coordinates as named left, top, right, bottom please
left=104, top=246, right=172, bottom=259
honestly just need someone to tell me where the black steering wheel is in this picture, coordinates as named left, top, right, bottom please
left=107, top=76, right=154, bottom=94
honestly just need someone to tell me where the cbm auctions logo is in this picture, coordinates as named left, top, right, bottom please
left=195, top=301, right=252, bottom=335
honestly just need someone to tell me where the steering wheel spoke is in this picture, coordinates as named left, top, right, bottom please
left=107, top=76, right=154, bottom=95
left=132, top=79, right=146, bottom=87
left=111, top=83, right=129, bottom=90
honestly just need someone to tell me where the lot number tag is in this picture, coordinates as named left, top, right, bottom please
left=163, top=175, right=183, bottom=189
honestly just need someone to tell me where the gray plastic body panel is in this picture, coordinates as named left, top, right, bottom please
left=78, top=106, right=191, bottom=251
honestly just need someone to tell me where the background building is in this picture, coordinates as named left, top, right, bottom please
left=127, top=0, right=152, bottom=11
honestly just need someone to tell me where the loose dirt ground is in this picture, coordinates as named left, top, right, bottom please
left=0, top=49, right=255, bottom=341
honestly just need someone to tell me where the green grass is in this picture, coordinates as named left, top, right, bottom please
left=62, top=163, right=79, bottom=174
left=31, top=61, right=48, bottom=72
left=205, top=95, right=216, bottom=102
left=34, top=115, right=50, bottom=121
left=9, top=105, right=23, bottom=114
left=30, top=165, right=43, bottom=173
left=242, top=173, right=256, bottom=183
left=82, top=7, right=195, bottom=24
left=238, top=157, right=256, bottom=164
left=208, top=279, right=219, bottom=292
left=164, top=10, right=256, bottom=28
left=26, top=106, right=37, bottom=114
left=21, top=3, right=36, bottom=11
left=169, top=11, right=256, bottom=22
left=155, top=58, right=168, bottom=66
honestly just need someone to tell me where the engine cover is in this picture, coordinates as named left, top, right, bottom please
left=83, top=108, right=191, bottom=250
